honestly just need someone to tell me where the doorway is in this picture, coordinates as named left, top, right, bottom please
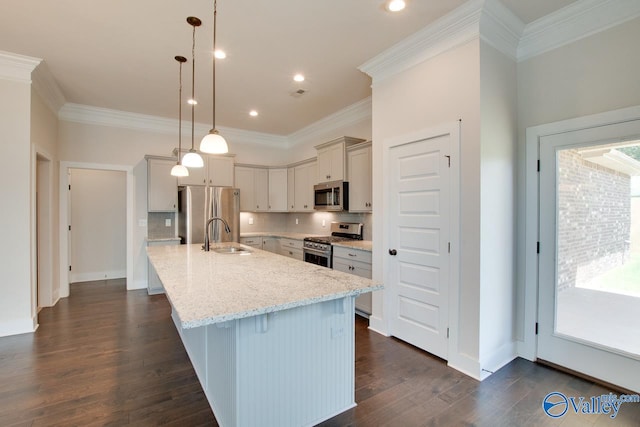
left=533, top=112, right=640, bottom=392
left=36, top=154, right=53, bottom=309
left=69, top=168, right=126, bottom=284
left=59, top=162, right=134, bottom=297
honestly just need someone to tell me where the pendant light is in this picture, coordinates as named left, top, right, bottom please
left=200, top=0, right=229, bottom=154
left=182, top=17, right=205, bottom=168
left=171, top=56, right=189, bottom=177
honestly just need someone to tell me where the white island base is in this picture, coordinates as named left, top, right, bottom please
left=172, top=296, right=356, bottom=427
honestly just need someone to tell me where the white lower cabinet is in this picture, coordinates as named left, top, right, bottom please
left=332, top=246, right=372, bottom=315
left=147, top=239, right=180, bottom=294
left=262, top=237, right=279, bottom=253
left=278, top=238, right=303, bottom=261
left=240, top=237, right=262, bottom=249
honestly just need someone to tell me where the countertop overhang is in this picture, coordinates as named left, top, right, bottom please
left=146, top=243, right=382, bottom=329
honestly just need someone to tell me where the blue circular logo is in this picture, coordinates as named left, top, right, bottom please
left=543, top=392, right=568, bottom=418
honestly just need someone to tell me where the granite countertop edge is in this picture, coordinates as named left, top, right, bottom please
left=179, top=284, right=383, bottom=329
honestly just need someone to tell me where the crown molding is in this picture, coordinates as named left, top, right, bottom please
left=31, top=61, right=66, bottom=114
left=288, top=97, right=372, bottom=146
left=0, top=50, right=41, bottom=83
left=518, top=0, right=640, bottom=62
left=58, top=103, right=287, bottom=147
left=480, top=0, right=525, bottom=60
left=359, top=0, right=484, bottom=83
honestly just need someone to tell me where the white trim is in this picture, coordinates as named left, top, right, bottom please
left=522, top=104, right=640, bottom=361
left=58, top=103, right=288, bottom=147
left=31, top=61, right=66, bottom=114
left=518, top=0, right=640, bottom=62
left=59, top=162, right=135, bottom=297
left=0, top=316, right=38, bottom=337
left=0, top=50, right=40, bottom=83
left=70, top=270, right=127, bottom=283
left=359, top=0, right=483, bottom=82
left=480, top=0, right=525, bottom=60
left=287, top=97, right=372, bottom=146
left=448, top=352, right=482, bottom=381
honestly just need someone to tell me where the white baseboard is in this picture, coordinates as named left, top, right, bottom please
left=480, top=341, right=518, bottom=379
left=368, top=315, right=389, bottom=336
left=0, top=316, right=38, bottom=337
left=128, top=279, right=147, bottom=291
left=448, top=352, right=482, bottom=380
left=70, top=269, right=126, bottom=283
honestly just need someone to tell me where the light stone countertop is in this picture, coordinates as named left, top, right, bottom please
left=332, top=240, right=373, bottom=252
left=147, top=237, right=181, bottom=243
left=146, top=243, right=383, bottom=329
left=240, top=232, right=318, bottom=240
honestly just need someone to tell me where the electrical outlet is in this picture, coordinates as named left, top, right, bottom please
left=248, top=217, right=254, bottom=225
left=322, top=219, right=326, bottom=227
left=165, top=218, right=171, bottom=227
left=295, top=218, right=299, bottom=225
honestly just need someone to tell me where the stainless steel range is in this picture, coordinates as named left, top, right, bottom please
left=303, top=222, right=363, bottom=268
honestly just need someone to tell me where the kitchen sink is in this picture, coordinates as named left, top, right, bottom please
left=211, top=245, right=251, bottom=254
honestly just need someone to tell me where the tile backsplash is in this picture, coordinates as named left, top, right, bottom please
left=240, top=212, right=372, bottom=240
left=148, top=212, right=177, bottom=239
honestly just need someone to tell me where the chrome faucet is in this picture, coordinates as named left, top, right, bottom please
left=203, top=217, right=231, bottom=251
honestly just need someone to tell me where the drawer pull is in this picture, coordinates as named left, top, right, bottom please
left=348, top=253, right=356, bottom=257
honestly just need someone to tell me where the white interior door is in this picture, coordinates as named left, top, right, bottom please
left=388, top=134, right=450, bottom=359
left=538, top=119, right=640, bottom=393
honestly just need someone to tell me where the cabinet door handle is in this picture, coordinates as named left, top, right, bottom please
left=348, top=253, right=356, bottom=257
left=389, top=249, right=397, bottom=256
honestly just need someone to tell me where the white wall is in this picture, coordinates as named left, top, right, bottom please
left=515, top=17, right=640, bottom=345
left=370, top=39, right=482, bottom=374
left=478, top=41, right=518, bottom=372
left=0, top=78, right=34, bottom=336
left=70, top=168, right=126, bottom=282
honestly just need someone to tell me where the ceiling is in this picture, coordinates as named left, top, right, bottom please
left=0, top=0, right=576, bottom=136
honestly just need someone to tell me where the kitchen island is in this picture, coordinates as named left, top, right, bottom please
left=146, top=243, right=382, bottom=427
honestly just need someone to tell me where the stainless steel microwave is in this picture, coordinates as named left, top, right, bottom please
left=314, top=180, right=349, bottom=211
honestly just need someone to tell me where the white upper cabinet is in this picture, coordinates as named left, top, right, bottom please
left=347, top=141, right=372, bottom=212
left=268, top=168, right=288, bottom=212
left=287, top=167, right=295, bottom=211
left=235, top=166, right=284, bottom=212
left=293, top=161, right=316, bottom=212
left=315, top=137, right=365, bottom=184
left=147, top=158, right=177, bottom=212
left=235, top=166, right=267, bottom=212
left=178, top=155, right=235, bottom=187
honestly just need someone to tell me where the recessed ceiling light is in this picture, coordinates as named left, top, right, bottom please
left=249, top=110, right=258, bottom=117
left=214, top=50, right=226, bottom=59
left=387, top=0, right=406, bottom=12
left=293, top=74, right=305, bottom=82
left=187, top=99, right=197, bottom=105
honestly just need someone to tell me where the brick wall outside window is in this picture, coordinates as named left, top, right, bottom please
left=557, top=149, right=631, bottom=293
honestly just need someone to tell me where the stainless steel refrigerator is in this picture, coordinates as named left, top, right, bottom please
left=178, top=186, right=240, bottom=245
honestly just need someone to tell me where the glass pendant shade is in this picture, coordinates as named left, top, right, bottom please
left=171, top=163, right=189, bottom=177
left=200, top=130, right=228, bottom=154
left=182, top=150, right=204, bottom=168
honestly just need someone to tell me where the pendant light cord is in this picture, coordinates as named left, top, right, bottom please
left=191, top=22, right=196, bottom=150
left=179, top=60, right=183, bottom=161
left=212, top=0, right=217, bottom=131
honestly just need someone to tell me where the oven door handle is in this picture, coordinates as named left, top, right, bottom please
left=303, top=247, right=331, bottom=257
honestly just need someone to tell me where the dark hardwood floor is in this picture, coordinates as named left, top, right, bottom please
left=1, top=281, right=638, bottom=426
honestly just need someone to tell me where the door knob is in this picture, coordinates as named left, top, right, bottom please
left=389, top=249, right=397, bottom=256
